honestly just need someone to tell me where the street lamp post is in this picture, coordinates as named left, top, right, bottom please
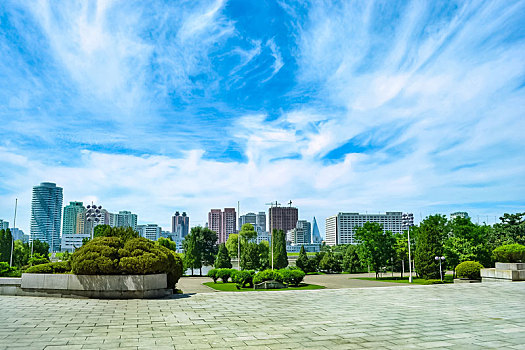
left=402, top=213, right=413, bottom=283
left=435, top=256, right=445, bottom=281
left=86, top=204, right=103, bottom=239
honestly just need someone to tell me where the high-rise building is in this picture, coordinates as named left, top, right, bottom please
left=256, top=212, right=266, bottom=232
left=269, top=206, right=298, bottom=234
left=208, top=208, right=237, bottom=244
left=62, top=202, right=85, bottom=236
left=286, top=220, right=312, bottom=245
left=11, top=228, right=29, bottom=243
left=450, top=212, right=469, bottom=220
left=172, top=211, right=190, bottom=237
left=311, top=217, right=322, bottom=243
left=239, top=212, right=257, bottom=228
left=30, top=182, right=63, bottom=252
left=325, top=212, right=412, bottom=246
left=116, top=211, right=138, bottom=231
left=137, top=224, right=161, bottom=241
left=0, top=219, right=9, bottom=230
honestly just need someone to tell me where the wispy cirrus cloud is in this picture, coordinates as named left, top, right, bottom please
left=0, top=0, right=524, bottom=235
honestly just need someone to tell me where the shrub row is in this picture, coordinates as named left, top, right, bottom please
left=252, top=268, right=306, bottom=287
left=207, top=269, right=255, bottom=288
left=493, top=244, right=525, bottom=263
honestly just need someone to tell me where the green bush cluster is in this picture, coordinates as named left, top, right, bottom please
left=231, top=270, right=254, bottom=288
left=455, top=261, right=484, bottom=280
left=216, top=268, right=235, bottom=283
left=0, top=261, right=18, bottom=277
left=25, top=261, right=71, bottom=274
left=277, top=268, right=305, bottom=287
left=68, top=236, right=183, bottom=289
left=207, top=269, right=219, bottom=283
left=253, top=269, right=284, bottom=285
left=492, top=244, right=525, bottom=263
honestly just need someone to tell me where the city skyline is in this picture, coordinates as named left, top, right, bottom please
left=0, top=1, right=524, bottom=236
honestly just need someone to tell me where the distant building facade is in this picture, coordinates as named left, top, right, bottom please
left=286, top=220, right=311, bottom=245
left=208, top=208, right=237, bottom=244
left=137, top=224, right=161, bottom=241
left=450, top=212, right=469, bottom=220
left=61, top=233, right=90, bottom=252
left=269, top=206, right=298, bottom=234
left=62, top=202, right=85, bottom=236
left=325, top=212, right=413, bottom=246
left=239, top=212, right=266, bottom=233
left=0, top=219, right=9, bottom=231
left=172, top=211, right=189, bottom=237
left=11, top=228, right=29, bottom=243
left=116, top=211, right=138, bottom=231
left=311, top=217, right=322, bottom=243
left=30, top=182, right=63, bottom=252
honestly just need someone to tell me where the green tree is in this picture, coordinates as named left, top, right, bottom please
left=32, top=240, right=50, bottom=257
left=239, top=223, right=257, bottom=241
left=240, top=242, right=260, bottom=270
left=319, top=251, right=341, bottom=273
left=158, top=237, right=177, bottom=251
left=182, top=226, right=218, bottom=275
left=355, top=222, right=395, bottom=279
left=272, top=229, right=288, bottom=269
left=414, top=215, right=447, bottom=279
left=215, top=243, right=232, bottom=268
left=342, top=244, right=360, bottom=273
left=225, top=233, right=239, bottom=258
left=393, top=232, right=410, bottom=278
left=295, top=245, right=309, bottom=272
left=12, top=240, right=30, bottom=268
left=0, top=229, right=13, bottom=263
left=258, top=240, right=270, bottom=270
left=493, top=212, right=525, bottom=245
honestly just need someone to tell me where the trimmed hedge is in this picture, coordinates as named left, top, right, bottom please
left=207, top=269, right=219, bottom=283
left=493, top=244, right=525, bottom=263
left=278, top=268, right=305, bottom=287
left=69, top=236, right=183, bottom=289
left=216, top=268, right=235, bottom=283
left=455, top=261, right=483, bottom=280
left=253, top=269, right=284, bottom=285
left=25, top=261, right=71, bottom=274
left=231, top=270, right=253, bottom=288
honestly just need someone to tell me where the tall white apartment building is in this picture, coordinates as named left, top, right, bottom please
left=325, top=212, right=413, bottom=246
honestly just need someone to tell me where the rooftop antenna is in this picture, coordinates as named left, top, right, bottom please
left=288, top=200, right=292, bottom=208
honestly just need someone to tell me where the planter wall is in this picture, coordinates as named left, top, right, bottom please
left=0, top=274, right=172, bottom=299
left=481, top=262, right=525, bottom=282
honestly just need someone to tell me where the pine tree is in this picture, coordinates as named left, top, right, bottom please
left=296, top=245, right=309, bottom=272
left=272, top=229, right=288, bottom=269
left=215, top=243, right=232, bottom=268
left=414, top=215, right=447, bottom=279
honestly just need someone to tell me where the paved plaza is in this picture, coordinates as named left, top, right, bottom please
left=0, top=282, right=524, bottom=349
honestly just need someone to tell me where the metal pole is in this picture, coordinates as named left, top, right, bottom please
left=237, top=201, right=240, bottom=270
left=271, top=203, right=274, bottom=270
left=407, top=225, right=412, bottom=283
left=439, top=259, right=443, bottom=282
left=9, top=198, right=17, bottom=267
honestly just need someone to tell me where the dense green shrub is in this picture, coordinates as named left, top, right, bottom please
left=28, top=253, right=50, bottom=266
left=278, top=268, right=305, bottom=287
left=0, top=261, right=17, bottom=277
left=25, top=261, right=71, bottom=274
left=165, top=249, right=183, bottom=289
left=207, top=269, right=219, bottom=283
left=231, top=270, right=253, bottom=288
left=455, top=261, right=483, bottom=280
left=253, top=269, right=284, bottom=285
left=118, top=238, right=168, bottom=274
left=216, top=268, right=234, bottom=283
left=94, top=225, right=139, bottom=242
left=492, top=244, right=525, bottom=263
left=70, top=237, right=123, bottom=275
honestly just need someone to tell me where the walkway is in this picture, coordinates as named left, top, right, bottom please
left=0, top=283, right=524, bottom=349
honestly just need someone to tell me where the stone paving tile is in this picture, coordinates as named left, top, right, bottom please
left=0, top=283, right=524, bottom=349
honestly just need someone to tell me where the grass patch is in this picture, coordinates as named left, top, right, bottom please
left=203, top=281, right=325, bottom=292
left=351, top=275, right=454, bottom=285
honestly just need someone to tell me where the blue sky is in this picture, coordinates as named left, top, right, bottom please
left=1, top=0, right=524, bottom=236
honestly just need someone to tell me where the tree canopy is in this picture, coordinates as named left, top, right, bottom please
left=355, top=222, right=395, bottom=279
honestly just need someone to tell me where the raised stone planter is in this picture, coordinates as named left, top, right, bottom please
left=0, top=273, right=172, bottom=298
left=254, top=280, right=286, bottom=290
left=481, top=262, right=525, bottom=282
left=454, top=278, right=481, bottom=284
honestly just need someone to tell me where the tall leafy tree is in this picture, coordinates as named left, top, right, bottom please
left=182, top=226, right=218, bottom=275
left=239, top=223, right=257, bottom=241
left=272, top=229, right=288, bottom=269
left=296, top=245, right=309, bottom=272
left=32, top=240, right=50, bottom=256
left=215, top=243, right=232, bottom=268
left=0, top=229, right=13, bottom=263
left=342, top=244, right=360, bottom=273
left=158, top=237, right=177, bottom=251
left=12, top=240, right=30, bottom=268
left=240, top=242, right=259, bottom=270
left=225, top=233, right=239, bottom=258
left=414, top=215, right=447, bottom=279
left=355, top=223, right=395, bottom=279
left=319, top=251, right=342, bottom=273
left=393, top=232, right=410, bottom=278
left=258, top=241, right=270, bottom=270
left=493, top=212, right=525, bottom=245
